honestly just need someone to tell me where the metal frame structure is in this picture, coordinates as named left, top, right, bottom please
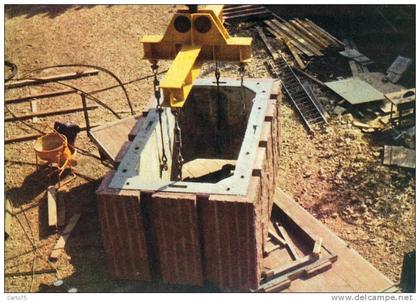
left=109, top=78, right=274, bottom=195
left=141, top=5, right=252, bottom=108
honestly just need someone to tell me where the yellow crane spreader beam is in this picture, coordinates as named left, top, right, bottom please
left=159, top=45, right=203, bottom=108
left=141, top=5, right=252, bottom=108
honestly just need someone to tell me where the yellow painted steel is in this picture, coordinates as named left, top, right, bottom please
left=160, top=45, right=203, bottom=108
left=141, top=5, right=252, bottom=108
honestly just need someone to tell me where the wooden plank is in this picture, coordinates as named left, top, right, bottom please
left=383, top=145, right=415, bottom=169
left=114, top=141, right=132, bottom=166
left=5, top=199, right=13, bottom=239
left=89, top=116, right=139, bottom=163
left=268, top=228, right=286, bottom=246
left=5, top=69, right=99, bottom=89
left=5, top=123, right=98, bottom=144
left=47, top=186, right=58, bottom=228
left=265, top=22, right=305, bottom=56
left=274, top=20, right=323, bottom=56
left=276, top=224, right=300, bottom=260
left=273, top=188, right=396, bottom=292
left=286, top=41, right=306, bottom=69
left=289, top=20, right=329, bottom=49
left=128, top=116, right=146, bottom=141
left=224, top=11, right=271, bottom=21
left=298, top=19, right=336, bottom=46
left=265, top=26, right=285, bottom=45
left=300, top=19, right=338, bottom=45
left=272, top=19, right=323, bottom=56
left=265, top=20, right=313, bottom=57
left=266, top=27, right=304, bottom=55
left=56, top=192, right=66, bottom=227
left=281, top=21, right=324, bottom=53
left=263, top=278, right=291, bottom=292
left=96, top=170, right=152, bottom=281
left=223, top=6, right=267, bottom=16
left=289, top=265, right=354, bottom=292
left=291, top=66, right=326, bottom=87
left=312, top=237, right=323, bottom=255
left=5, top=105, right=97, bottom=122
left=265, top=243, right=281, bottom=255
left=30, top=99, right=39, bottom=122
left=80, top=94, right=91, bottom=132
left=256, top=26, right=279, bottom=60
left=5, top=89, right=76, bottom=104
left=260, top=254, right=335, bottom=292
left=304, top=19, right=344, bottom=46
left=49, top=213, right=81, bottom=260
left=5, top=268, right=56, bottom=277
left=223, top=5, right=257, bottom=12
left=295, top=19, right=332, bottom=46
left=264, top=254, right=314, bottom=278
left=90, top=114, right=139, bottom=133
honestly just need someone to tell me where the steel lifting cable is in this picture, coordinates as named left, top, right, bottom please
left=21, top=64, right=135, bottom=116
left=151, top=61, right=168, bottom=175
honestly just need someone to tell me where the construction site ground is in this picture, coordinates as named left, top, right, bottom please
left=4, top=5, right=415, bottom=292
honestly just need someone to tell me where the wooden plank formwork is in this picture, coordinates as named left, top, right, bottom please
left=95, top=80, right=282, bottom=291
left=273, top=188, right=397, bottom=292
left=96, top=172, right=152, bottom=281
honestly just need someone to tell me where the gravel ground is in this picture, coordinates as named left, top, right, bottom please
left=5, top=5, right=415, bottom=292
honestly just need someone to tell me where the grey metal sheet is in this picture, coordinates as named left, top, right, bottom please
left=325, top=77, right=384, bottom=105
left=387, top=56, right=412, bottom=75
left=385, top=56, right=412, bottom=83
left=383, top=145, right=415, bottom=169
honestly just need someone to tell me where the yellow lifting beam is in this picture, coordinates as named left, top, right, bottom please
left=141, top=5, right=252, bottom=108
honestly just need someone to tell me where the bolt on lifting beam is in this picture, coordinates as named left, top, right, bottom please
left=141, top=5, right=252, bottom=108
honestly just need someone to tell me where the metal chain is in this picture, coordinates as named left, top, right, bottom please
left=214, top=59, right=223, bottom=154
left=173, top=109, right=184, bottom=180
left=239, top=62, right=245, bottom=86
left=151, top=61, right=168, bottom=174
left=239, top=63, right=247, bottom=117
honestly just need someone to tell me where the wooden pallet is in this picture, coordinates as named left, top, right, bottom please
left=270, top=188, right=398, bottom=292
left=88, top=115, right=143, bottom=166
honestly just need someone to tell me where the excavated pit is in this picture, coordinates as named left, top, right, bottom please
left=178, top=84, right=255, bottom=183
left=109, top=78, right=274, bottom=195
left=96, top=78, right=281, bottom=290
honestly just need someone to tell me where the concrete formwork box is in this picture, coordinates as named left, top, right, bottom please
left=96, top=78, right=282, bottom=291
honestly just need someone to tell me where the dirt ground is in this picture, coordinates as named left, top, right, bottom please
left=4, top=5, right=415, bottom=292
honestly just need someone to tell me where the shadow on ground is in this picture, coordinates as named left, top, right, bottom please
left=34, top=177, right=220, bottom=293
left=5, top=5, right=113, bottom=19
